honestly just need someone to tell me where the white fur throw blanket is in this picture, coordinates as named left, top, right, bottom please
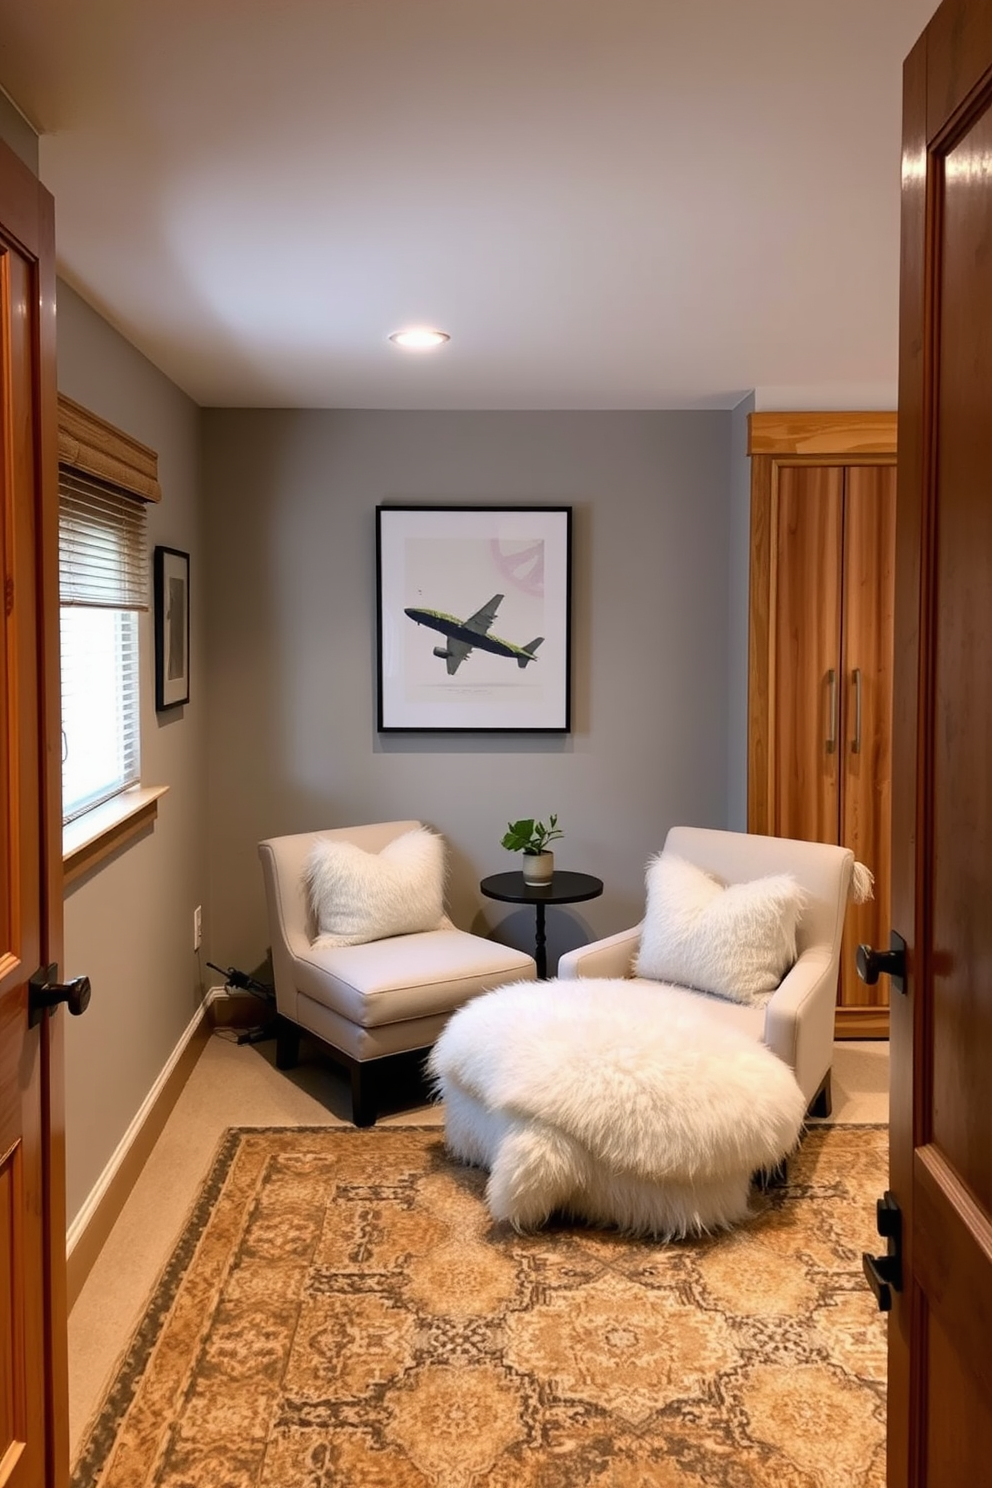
left=429, top=979, right=806, bottom=1239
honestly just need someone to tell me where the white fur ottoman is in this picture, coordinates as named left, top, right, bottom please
left=428, top=978, right=806, bottom=1239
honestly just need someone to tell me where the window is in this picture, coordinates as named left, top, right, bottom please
left=59, top=470, right=148, bottom=822
left=55, top=396, right=162, bottom=860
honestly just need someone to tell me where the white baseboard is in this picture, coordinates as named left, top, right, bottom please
left=65, top=991, right=222, bottom=1306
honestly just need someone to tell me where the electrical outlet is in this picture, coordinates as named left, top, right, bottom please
left=193, top=905, right=202, bottom=952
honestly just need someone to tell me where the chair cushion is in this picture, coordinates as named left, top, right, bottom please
left=634, top=852, right=806, bottom=1006
left=293, top=929, right=537, bottom=1027
left=305, top=826, right=447, bottom=946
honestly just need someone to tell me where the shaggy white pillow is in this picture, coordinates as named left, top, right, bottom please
left=634, top=852, right=805, bottom=1006
left=305, top=827, right=448, bottom=946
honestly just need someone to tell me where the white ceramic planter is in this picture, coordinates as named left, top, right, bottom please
left=522, top=851, right=554, bottom=885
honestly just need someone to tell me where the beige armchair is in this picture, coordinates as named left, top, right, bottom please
left=258, top=820, right=537, bottom=1126
left=558, top=825, right=854, bottom=1116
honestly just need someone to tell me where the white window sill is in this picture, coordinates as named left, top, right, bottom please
left=63, top=785, right=169, bottom=886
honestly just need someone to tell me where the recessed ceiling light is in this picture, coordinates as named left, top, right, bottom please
left=389, top=328, right=451, bottom=350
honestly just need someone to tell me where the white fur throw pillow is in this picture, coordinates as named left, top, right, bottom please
left=634, top=852, right=806, bottom=1006
left=305, top=827, right=448, bottom=946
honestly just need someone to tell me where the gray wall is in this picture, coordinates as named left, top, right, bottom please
left=0, top=86, right=38, bottom=173
left=202, top=410, right=735, bottom=976
left=57, top=284, right=207, bottom=1226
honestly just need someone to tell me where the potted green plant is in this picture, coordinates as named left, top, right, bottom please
left=501, top=814, right=564, bottom=884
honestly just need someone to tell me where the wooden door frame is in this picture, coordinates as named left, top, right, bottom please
left=887, top=52, right=926, bottom=1488
left=1, top=140, right=67, bottom=1487
left=746, top=412, right=897, bottom=1039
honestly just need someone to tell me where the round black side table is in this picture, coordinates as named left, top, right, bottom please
left=479, top=870, right=604, bottom=979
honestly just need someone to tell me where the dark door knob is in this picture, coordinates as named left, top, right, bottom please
left=856, top=931, right=907, bottom=995
left=28, top=963, right=91, bottom=1027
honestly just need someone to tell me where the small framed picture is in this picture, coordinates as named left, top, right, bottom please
left=376, top=505, right=571, bottom=732
left=154, top=546, right=190, bottom=710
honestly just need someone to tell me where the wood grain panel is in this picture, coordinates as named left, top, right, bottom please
left=748, top=411, right=897, bottom=458
left=748, top=434, right=897, bottom=1035
left=930, top=103, right=992, bottom=1216
left=915, top=1143, right=992, bottom=1409
left=0, top=1145, right=20, bottom=1472
left=834, top=1006, right=890, bottom=1040
left=770, top=466, right=843, bottom=846
left=0, top=398, right=9, bottom=960
left=927, top=0, right=992, bottom=143
left=0, top=245, right=43, bottom=1488
left=0, top=154, right=60, bottom=1488
left=891, top=12, right=992, bottom=1481
left=839, top=464, right=897, bottom=1010
left=33, top=147, right=68, bottom=1488
left=888, top=28, right=928, bottom=1488
left=925, top=1309, right=992, bottom=1487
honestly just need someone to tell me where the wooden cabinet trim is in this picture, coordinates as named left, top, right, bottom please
left=748, top=411, right=897, bottom=457
left=834, top=1006, right=890, bottom=1040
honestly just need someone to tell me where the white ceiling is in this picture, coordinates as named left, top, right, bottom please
left=0, top=0, right=936, bottom=410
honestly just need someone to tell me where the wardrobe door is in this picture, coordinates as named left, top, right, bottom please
left=771, top=465, right=844, bottom=847
left=838, top=463, right=897, bottom=1024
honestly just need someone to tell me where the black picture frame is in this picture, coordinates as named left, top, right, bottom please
left=376, top=505, right=571, bottom=732
left=154, top=546, right=190, bottom=710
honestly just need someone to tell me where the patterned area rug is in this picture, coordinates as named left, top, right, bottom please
left=73, top=1124, right=888, bottom=1488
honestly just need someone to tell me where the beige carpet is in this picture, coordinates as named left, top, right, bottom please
left=72, top=1121, right=888, bottom=1488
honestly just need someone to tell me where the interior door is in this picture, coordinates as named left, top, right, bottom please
left=0, top=145, right=66, bottom=1487
left=886, top=2, right=992, bottom=1481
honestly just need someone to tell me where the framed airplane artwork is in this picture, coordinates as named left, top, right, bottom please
left=376, top=505, right=572, bottom=732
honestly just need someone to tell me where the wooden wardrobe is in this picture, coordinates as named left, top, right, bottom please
left=747, top=412, right=897, bottom=1037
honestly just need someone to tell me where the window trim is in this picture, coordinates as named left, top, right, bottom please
left=57, top=395, right=165, bottom=880
left=62, top=785, right=169, bottom=885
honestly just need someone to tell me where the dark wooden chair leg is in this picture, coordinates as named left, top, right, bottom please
left=807, top=1071, right=833, bottom=1119
left=275, top=1016, right=301, bottom=1071
left=350, top=1062, right=377, bottom=1128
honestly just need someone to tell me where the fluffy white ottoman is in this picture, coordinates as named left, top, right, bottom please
left=428, top=978, right=807, bottom=1239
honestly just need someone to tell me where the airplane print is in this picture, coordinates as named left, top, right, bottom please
left=404, top=593, right=543, bottom=676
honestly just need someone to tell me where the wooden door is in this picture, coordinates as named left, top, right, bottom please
left=0, top=146, right=66, bottom=1487
left=887, top=2, right=992, bottom=1480
left=840, top=464, right=897, bottom=1022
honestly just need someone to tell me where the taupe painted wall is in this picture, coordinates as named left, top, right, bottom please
left=0, top=85, right=38, bottom=172
left=202, top=410, right=736, bottom=977
left=57, top=284, right=207, bottom=1226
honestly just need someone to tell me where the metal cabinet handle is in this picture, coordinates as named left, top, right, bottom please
left=826, top=669, right=837, bottom=753
left=851, top=667, right=862, bottom=754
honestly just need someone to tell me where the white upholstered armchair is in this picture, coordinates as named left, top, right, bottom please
left=259, top=820, right=537, bottom=1126
left=558, top=825, right=855, bottom=1116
